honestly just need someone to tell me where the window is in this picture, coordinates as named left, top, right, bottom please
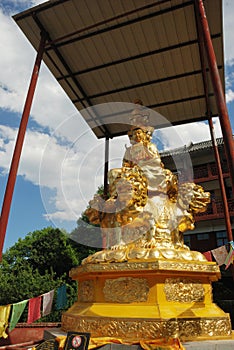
left=226, top=187, right=233, bottom=200
left=194, top=165, right=208, bottom=179
left=216, top=231, right=228, bottom=247
left=197, top=233, right=209, bottom=240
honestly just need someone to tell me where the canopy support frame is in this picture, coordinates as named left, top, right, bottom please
left=194, top=0, right=233, bottom=247
left=195, top=0, right=234, bottom=195
left=0, top=32, right=47, bottom=259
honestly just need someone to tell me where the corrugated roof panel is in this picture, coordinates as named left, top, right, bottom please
left=73, top=0, right=111, bottom=30
left=206, top=0, right=222, bottom=35
left=213, top=38, right=225, bottom=68
left=164, top=12, right=181, bottom=45
left=183, top=45, right=201, bottom=71
left=64, top=41, right=94, bottom=71
left=13, top=0, right=225, bottom=138
left=78, top=71, right=111, bottom=97
left=175, top=6, right=196, bottom=42
left=186, top=75, right=204, bottom=97
left=18, top=16, right=39, bottom=49
left=59, top=79, right=82, bottom=103
left=40, top=8, right=66, bottom=39
left=47, top=51, right=69, bottom=77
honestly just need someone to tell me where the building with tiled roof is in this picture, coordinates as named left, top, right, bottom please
left=160, top=137, right=233, bottom=253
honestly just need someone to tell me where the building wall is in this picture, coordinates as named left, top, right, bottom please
left=161, top=142, right=234, bottom=253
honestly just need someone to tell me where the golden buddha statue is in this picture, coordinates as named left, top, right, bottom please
left=83, top=101, right=210, bottom=263
left=62, top=102, right=232, bottom=342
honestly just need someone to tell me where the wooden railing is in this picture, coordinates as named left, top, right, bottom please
left=195, top=199, right=234, bottom=221
left=193, top=161, right=229, bottom=183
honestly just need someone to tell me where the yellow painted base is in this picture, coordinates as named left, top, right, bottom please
left=62, top=258, right=232, bottom=341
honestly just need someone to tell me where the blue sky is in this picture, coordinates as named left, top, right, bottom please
left=0, top=0, right=234, bottom=251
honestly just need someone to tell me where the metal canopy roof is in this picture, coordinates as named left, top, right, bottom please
left=13, top=0, right=224, bottom=139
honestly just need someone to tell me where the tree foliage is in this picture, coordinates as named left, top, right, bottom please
left=70, top=185, right=105, bottom=250
left=70, top=215, right=103, bottom=249
left=0, top=227, right=92, bottom=322
left=0, top=186, right=105, bottom=323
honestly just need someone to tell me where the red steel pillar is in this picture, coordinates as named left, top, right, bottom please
left=196, top=0, right=234, bottom=194
left=0, top=33, right=46, bottom=259
left=208, top=117, right=233, bottom=243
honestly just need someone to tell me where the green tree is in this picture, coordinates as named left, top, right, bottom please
left=70, top=214, right=103, bottom=250
left=70, top=185, right=106, bottom=250
left=0, top=227, right=91, bottom=322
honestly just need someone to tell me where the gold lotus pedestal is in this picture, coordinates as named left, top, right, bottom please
left=62, top=254, right=232, bottom=342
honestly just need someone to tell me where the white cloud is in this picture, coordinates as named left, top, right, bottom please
left=0, top=5, right=78, bottom=132
left=223, top=0, right=234, bottom=64
left=0, top=0, right=232, bottom=233
left=0, top=11, right=32, bottom=112
left=226, top=88, right=234, bottom=103
left=40, top=123, right=127, bottom=223
left=0, top=116, right=224, bottom=226
left=0, top=122, right=100, bottom=223
left=156, top=118, right=222, bottom=151
left=0, top=2, right=95, bottom=224
left=0, top=125, right=17, bottom=172
left=0, top=125, right=49, bottom=182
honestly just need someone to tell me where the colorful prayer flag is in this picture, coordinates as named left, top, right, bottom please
left=56, top=285, right=67, bottom=310
left=0, top=305, right=11, bottom=339
left=211, top=245, right=228, bottom=266
left=225, top=245, right=234, bottom=270
left=42, top=290, right=54, bottom=316
left=203, top=251, right=212, bottom=261
left=9, top=300, right=28, bottom=332
left=27, top=296, right=41, bottom=324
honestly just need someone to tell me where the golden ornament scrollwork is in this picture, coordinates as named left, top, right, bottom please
left=178, top=318, right=232, bottom=338
left=70, top=260, right=219, bottom=276
left=103, top=277, right=149, bottom=303
left=158, top=261, right=219, bottom=273
left=62, top=315, right=232, bottom=340
left=200, top=319, right=232, bottom=336
left=164, top=277, right=204, bottom=302
left=78, top=280, right=94, bottom=302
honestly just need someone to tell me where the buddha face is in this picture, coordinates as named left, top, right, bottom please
left=132, top=128, right=145, bottom=143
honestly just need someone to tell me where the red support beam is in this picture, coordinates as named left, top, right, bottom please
left=196, top=0, right=234, bottom=195
left=208, top=117, right=233, bottom=243
left=0, top=33, right=46, bottom=260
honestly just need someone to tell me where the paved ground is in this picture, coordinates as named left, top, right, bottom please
left=183, top=338, right=234, bottom=349
left=44, top=329, right=234, bottom=350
